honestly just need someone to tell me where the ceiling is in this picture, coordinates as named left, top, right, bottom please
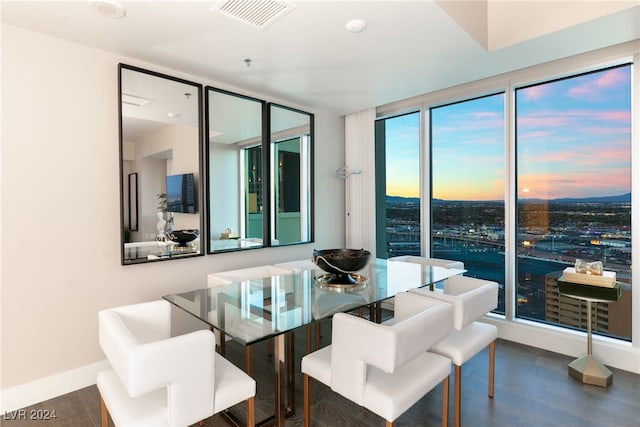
left=2, top=0, right=639, bottom=116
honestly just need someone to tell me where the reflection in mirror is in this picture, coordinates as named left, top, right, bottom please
left=206, top=88, right=265, bottom=252
left=119, top=64, right=203, bottom=264
left=270, top=104, right=313, bottom=246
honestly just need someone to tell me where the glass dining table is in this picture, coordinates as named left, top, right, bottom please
left=163, top=258, right=465, bottom=427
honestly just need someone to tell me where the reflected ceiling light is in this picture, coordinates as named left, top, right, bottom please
left=90, top=0, right=126, bottom=18
left=345, top=18, right=367, bottom=33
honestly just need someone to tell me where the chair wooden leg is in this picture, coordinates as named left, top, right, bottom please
left=246, top=397, right=255, bottom=427
left=454, top=364, right=461, bottom=427
left=441, top=375, right=449, bottom=427
left=306, top=325, right=312, bottom=354
left=100, top=395, right=109, bottom=427
left=303, top=374, right=311, bottom=427
left=489, top=340, right=495, bottom=398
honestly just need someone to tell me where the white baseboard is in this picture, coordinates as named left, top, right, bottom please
left=484, top=315, right=640, bottom=374
left=0, top=359, right=109, bottom=413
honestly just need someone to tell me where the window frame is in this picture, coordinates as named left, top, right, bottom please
left=373, top=47, right=638, bottom=360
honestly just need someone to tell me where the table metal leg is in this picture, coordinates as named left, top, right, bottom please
left=272, top=332, right=295, bottom=427
left=274, top=333, right=285, bottom=426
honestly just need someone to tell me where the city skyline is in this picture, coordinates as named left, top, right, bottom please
left=385, top=65, right=631, bottom=201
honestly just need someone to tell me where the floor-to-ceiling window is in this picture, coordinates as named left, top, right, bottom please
left=375, top=112, right=421, bottom=258
left=374, top=59, right=634, bottom=343
left=515, top=64, right=632, bottom=340
left=431, top=94, right=506, bottom=314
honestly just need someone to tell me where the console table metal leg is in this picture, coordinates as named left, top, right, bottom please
left=567, top=300, right=613, bottom=387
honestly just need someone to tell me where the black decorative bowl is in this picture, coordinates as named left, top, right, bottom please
left=166, top=229, right=199, bottom=246
left=313, top=248, right=371, bottom=284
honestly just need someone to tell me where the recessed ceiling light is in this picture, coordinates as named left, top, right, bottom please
left=345, top=18, right=367, bottom=33
left=168, top=112, right=182, bottom=118
left=90, top=0, right=126, bottom=19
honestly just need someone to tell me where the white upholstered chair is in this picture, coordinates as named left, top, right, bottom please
left=207, top=265, right=295, bottom=287
left=97, top=300, right=256, bottom=427
left=274, top=258, right=317, bottom=272
left=389, top=255, right=465, bottom=271
left=301, top=292, right=454, bottom=427
left=381, top=255, right=465, bottom=312
left=410, top=275, right=499, bottom=427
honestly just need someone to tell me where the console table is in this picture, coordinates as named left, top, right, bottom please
left=557, top=277, right=621, bottom=387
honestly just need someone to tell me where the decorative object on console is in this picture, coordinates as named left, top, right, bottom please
left=166, top=229, right=200, bottom=246
left=575, top=259, right=603, bottom=275
left=155, top=212, right=166, bottom=241
left=312, top=248, right=370, bottom=285
left=563, top=258, right=615, bottom=287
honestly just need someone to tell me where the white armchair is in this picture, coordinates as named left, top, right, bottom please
left=382, top=255, right=465, bottom=311
left=207, top=265, right=295, bottom=287
left=410, top=275, right=499, bottom=427
left=97, top=300, right=256, bottom=427
left=301, top=292, right=454, bottom=427
left=274, top=258, right=317, bottom=272
left=389, top=255, right=465, bottom=271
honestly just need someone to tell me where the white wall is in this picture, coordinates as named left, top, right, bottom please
left=0, top=24, right=345, bottom=410
left=210, top=142, right=241, bottom=238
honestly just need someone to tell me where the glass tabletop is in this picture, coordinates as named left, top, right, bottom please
left=163, top=258, right=464, bottom=346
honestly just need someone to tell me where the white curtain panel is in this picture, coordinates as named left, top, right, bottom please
left=344, top=108, right=376, bottom=254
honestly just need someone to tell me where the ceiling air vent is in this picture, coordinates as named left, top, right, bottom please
left=122, top=93, right=151, bottom=107
left=213, top=0, right=295, bottom=29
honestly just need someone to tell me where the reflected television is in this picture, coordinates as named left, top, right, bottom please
left=166, top=173, right=197, bottom=213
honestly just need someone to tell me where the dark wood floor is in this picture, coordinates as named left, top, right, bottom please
left=4, top=322, right=639, bottom=427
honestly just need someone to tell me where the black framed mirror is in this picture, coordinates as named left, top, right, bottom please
left=205, top=88, right=314, bottom=253
left=205, top=87, right=266, bottom=253
left=269, top=104, right=314, bottom=246
left=119, top=64, right=204, bottom=264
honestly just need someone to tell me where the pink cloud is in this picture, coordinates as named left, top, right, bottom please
left=597, top=110, right=631, bottom=122
left=581, top=126, right=631, bottom=135
left=567, top=68, right=628, bottom=100
left=521, top=140, right=629, bottom=166
left=518, top=115, right=570, bottom=128
left=471, top=111, right=502, bottom=119
left=596, top=68, right=628, bottom=88
left=518, top=131, right=552, bottom=140
left=521, top=85, right=547, bottom=101
left=518, top=109, right=630, bottom=130
left=518, top=169, right=630, bottom=199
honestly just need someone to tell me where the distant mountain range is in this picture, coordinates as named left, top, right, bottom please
left=387, top=193, right=631, bottom=204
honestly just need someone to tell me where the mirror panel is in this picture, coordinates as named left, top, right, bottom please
left=270, top=104, right=313, bottom=246
left=206, top=88, right=266, bottom=252
left=119, top=64, right=204, bottom=264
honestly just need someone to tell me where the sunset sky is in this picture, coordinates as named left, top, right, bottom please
left=385, top=64, right=632, bottom=201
